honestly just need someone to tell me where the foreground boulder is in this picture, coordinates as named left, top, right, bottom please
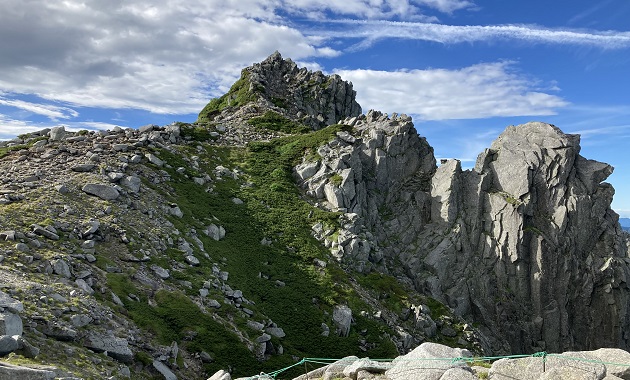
left=231, top=342, right=630, bottom=380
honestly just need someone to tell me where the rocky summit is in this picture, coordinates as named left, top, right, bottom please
left=0, top=52, right=628, bottom=380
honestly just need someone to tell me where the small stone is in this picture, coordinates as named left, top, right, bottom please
left=185, top=255, right=200, bottom=266
left=56, top=184, right=70, bottom=194
left=52, top=259, right=72, bottom=278
left=145, top=153, right=164, bottom=167
left=152, top=360, right=177, bottom=380
left=14, top=243, right=29, bottom=252
left=151, top=265, right=170, bottom=279
left=76, top=279, right=94, bottom=295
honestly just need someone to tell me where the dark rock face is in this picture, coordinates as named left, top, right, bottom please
left=300, top=116, right=630, bottom=354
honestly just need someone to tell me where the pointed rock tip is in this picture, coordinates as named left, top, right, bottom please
left=264, top=50, right=283, bottom=62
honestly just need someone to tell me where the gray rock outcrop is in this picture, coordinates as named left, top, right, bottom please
left=299, top=116, right=630, bottom=354
left=198, top=51, right=362, bottom=129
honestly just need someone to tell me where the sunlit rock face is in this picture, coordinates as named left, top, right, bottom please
left=300, top=116, right=630, bottom=354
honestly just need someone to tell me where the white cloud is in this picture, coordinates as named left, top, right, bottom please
left=0, top=1, right=345, bottom=115
left=0, top=115, right=50, bottom=140
left=336, top=62, right=569, bottom=120
left=415, top=0, right=475, bottom=13
left=322, top=20, right=630, bottom=49
left=0, top=97, right=78, bottom=120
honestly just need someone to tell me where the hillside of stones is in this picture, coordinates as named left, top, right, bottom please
left=0, top=51, right=629, bottom=380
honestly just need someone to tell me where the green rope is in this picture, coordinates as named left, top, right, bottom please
left=244, top=351, right=630, bottom=379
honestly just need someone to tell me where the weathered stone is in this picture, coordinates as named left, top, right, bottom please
left=0, top=312, right=23, bottom=336
left=265, top=327, right=285, bottom=338
left=152, top=360, right=177, bottom=380
left=75, top=278, right=94, bottom=294
left=83, top=220, right=100, bottom=236
left=120, top=175, right=141, bottom=193
left=0, top=362, right=55, bottom=379
left=204, top=224, right=226, bottom=241
left=51, top=259, right=71, bottom=278
left=207, top=369, right=231, bottom=380
left=145, top=153, right=164, bottom=167
left=151, top=265, right=170, bottom=279
left=70, top=314, right=93, bottom=328
left=332, top=305, right=352, bottom=337
left=49, top=126, right=66, bottom=141
left=71, top=164, right=95, bottom=172
left=169, top=206, right=184, bottom=218
left=32, top=225, right=59, bottom=240
left=0, top=292, right=23, bottom=313
left=14, top=242, right=29, bottom=252
left=342, top=358, right=391, bottom=379
left=385, top=343, right=472, bottom=380
left=41, top=324, right=77, bottom=341
left=14, top=335, right=39, bottom=358
left=0, top=335, right=18, bottom=356
left=185, top=255, right=200, bottom=266
left=84, top=333, right=133, bottom=362
left=82, top=184, right=120, bottom=200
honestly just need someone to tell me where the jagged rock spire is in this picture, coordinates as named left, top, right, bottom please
left=198, top=51, right=362, bottom=129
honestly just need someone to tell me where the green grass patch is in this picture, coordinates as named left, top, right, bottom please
left=198, top=71, right=260, bottom=123
left=357, top=272, right=408, bottom=313
left=247, top=111, right=310, bottom=134
left=179, top=123, right=215, bottom=142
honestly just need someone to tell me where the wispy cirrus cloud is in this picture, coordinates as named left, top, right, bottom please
left=0, top=97, right=78, bottom=120
left=318, top=20, right=630, bottom=50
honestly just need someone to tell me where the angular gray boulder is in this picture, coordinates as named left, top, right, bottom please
left=82, top=184, right=120, bottom=200
left=83, top=333, right=133, bottom=362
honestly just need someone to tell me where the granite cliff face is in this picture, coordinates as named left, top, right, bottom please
left=301, top=113, right=630, bottom=354
left=0, top=52, right=629, bottom=379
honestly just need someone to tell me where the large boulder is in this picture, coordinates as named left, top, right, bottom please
left=82, top=184, right=120, bottom=200
left=83, top=333, right=133, bottom=362
left=332, top=305, right=353, bottom=337
left=385, top=342, right=473, bottom=380
left=0, top=362, right=55, bottom=380
left=0, top=313, right=22, bottom=336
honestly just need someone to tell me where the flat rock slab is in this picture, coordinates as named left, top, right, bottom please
left=82, top=184, right=120, bottom=200
left=84, top=334, right=133, bottom=362
left=0, top=362, right=55, bottom=380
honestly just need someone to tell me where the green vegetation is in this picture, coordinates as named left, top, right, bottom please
left=178, top=122, right=216, bottom=142
left=329, top=173, right=343, bottom=187
left=135, top=122, right=397, bottom=376
left=247, top=111, right=310, bottom=134
left=357, top=272, right=409, bottom=313
left=0, top=140, right=38, bottom=158
left=270, top=97, right=288, bottom=109
left=198, top=71, right=260, bottom=123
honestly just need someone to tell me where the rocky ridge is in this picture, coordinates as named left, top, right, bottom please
left=0, top=52, right=629, bottom=379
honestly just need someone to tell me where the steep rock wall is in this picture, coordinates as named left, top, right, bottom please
left=298, top=116, right=630, bottom=354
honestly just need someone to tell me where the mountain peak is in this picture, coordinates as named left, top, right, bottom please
left=198, top=52, right=361, bottom=129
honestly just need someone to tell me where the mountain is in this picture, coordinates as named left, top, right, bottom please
left=0, top=52, right=629, bottom=379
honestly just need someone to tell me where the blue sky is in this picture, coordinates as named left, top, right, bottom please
left=1, top=0, right=629, bottom=216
